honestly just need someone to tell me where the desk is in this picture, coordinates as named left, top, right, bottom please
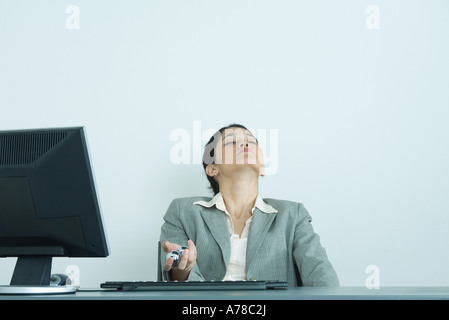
left=0, top=286, right=448, bottom=300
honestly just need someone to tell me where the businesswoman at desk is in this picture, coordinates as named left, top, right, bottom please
left=160, top=124, right=339, bottom=286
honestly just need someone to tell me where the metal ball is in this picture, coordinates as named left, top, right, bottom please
left=166, top=250, right=180, bottom=267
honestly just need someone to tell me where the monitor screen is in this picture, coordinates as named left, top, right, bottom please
left=0, top=126, right=109, bottom=290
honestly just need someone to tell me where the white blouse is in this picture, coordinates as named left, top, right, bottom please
left=193, top=192, right=277, bottom=280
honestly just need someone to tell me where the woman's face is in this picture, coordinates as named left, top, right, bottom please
left=211, top=127, right=265, bottom=176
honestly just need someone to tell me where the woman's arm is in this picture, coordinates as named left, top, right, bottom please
left=159, top=199, right=205, bottom=281
left=292, top=203, right=340, bottom=286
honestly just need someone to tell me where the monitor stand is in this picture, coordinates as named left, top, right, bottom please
left=0, top=256, right=76, bottom=295
left=0, top=285, right=76, bottom=295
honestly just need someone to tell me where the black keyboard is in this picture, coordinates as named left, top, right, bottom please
left=100, top=280, right=288, bottom=291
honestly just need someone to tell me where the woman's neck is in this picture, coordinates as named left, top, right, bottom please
left=219, top=177, right=258, bottom=219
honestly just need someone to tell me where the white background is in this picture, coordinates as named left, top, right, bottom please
left=0, top=0, right=448, bottom=288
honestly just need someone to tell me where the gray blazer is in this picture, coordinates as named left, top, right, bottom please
left=159, top=196, right=339, bottom=286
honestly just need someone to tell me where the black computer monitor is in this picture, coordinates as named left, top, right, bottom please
left=0, top=126, right=109, bottom=294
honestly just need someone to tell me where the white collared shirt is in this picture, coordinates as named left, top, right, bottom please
left=193, top=192, right=278, bottom=280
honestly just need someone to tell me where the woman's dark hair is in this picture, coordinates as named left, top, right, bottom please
left=202, top=123, right=254, bottom=195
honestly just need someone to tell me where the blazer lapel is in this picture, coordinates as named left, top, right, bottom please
left=200, top=207, right=231, bottom=268
left=246, top=209, right=277, bottom=272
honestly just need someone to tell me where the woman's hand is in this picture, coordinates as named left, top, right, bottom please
left=162, top=239, right=197, bottom=281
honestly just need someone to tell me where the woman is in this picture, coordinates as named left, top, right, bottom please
left=159, top=123, right=339, bottom=286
